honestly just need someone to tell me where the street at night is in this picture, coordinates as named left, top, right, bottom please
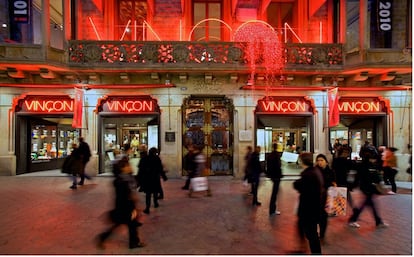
left=0, top=175, right=411, bottom=255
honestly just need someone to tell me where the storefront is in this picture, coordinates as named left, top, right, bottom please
left=329, top=97, right=390, bottom=160
left=14, top=94, right=80, bottom=174
left=96, top=95, right=161, bottom=174
left=182, top=95, right=234, bottom=176
left=254, top=96, right=316, bottom=174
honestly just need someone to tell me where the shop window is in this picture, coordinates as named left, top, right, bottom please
left=31, top=122, right=79, bottom=162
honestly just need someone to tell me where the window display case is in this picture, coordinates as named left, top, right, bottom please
left=31, top=124, right=79, bottom=163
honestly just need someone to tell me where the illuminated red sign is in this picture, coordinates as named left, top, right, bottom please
left=97, top=95, right=159, bottom=114
left=14, top=95, right=74, bottom=113
left=23, top=99, right=73, bottom=113
left=338, top=98, right=388, bottom=114
left=256, top=97, right=315, bottom=114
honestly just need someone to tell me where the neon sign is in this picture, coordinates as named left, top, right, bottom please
left=105, top=100, right=154, bottom=113
left=256, top=97, right=314, bottom=114
left=261, top=100, right=306, bottom=113
left=97, top=95, right=159, bottom=114
left=13, top=95, right=75, bottom=114
left=339, top=98, right=387, bottom=114
left=23, top=100, right=73, bottom=113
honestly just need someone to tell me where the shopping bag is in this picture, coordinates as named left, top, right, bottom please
left=190, top=177, right=209, bottom=192
left=325, top=186, right=347, bottom=216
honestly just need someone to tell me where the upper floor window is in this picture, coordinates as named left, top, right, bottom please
left=192, top=0, right=222, bottom=41
left=117, top=0, right=147, bottom=41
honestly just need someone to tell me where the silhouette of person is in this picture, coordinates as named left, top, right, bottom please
left=266, top=143, right=283, bottom=215
left=97, top=150, right=145, bottom=249
left=77, top=137, right=92, bottom=185
left=138, top=147, right=163, bottom=214
left=249, top=146, right=263, bottom=206
left=293, top=152, right=324, bottom=254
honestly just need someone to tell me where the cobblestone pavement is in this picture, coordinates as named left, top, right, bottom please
left=0, top=175, right=411, bottom=255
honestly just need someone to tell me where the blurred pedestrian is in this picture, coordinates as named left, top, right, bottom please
left=293, top=152, right=324, bottom=254
left=348, top=149, right=388, bottom=229
left=97, top=152, right=144, bottom=249
left=249, top=146, right=263, bottom=206
left=315, top=153, right=336, bottom=242
left=62, top=143, right=83, bottom=190
left=332, top=140, right=352, bottom=187
left=266, top=143, right=283, bottom=215
left=243, top=145, right=253, bottom=185
left=382, top=147, right=398, bottom=194
left=77, top=137, right=92, bottom=186
left=407, top=144, right=412, bottom=182
left=138, top=147, right=164, bottom=214
left=182, top=144, right=197, bottom=190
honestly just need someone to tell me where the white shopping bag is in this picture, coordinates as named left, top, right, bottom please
left=325, top=186, right=347, bottom=216
left=190, top=177, right=209, bottom=192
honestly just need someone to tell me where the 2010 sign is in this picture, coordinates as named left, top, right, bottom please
left=378, top=0, right=392, bottom=32
left=9, top=0, right=30, bottom=23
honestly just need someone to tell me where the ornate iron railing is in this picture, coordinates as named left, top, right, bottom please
left=67, top=41, right=343, bottom=68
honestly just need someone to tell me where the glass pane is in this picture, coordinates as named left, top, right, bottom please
left=50, top=0, right=64, bottom=49
left=346, top=0, right=360, bottom=52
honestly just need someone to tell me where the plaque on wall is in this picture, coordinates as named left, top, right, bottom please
left=239, top=130, right=252, bottom=141
left=165, top=132, right=175, bottom=142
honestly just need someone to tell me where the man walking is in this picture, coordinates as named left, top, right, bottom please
left=266, top=143, right=283, bottom=215
left=78, top=137, right=92, bottom=185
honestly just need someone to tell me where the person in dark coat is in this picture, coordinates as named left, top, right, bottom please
left=97, top=156, right=144, bottom=249
left=77, top=137, right=92, bottom=185
left=293, top=152, right=324, bottom=254
left=266, top=143, right=283, bottom=215
left=348, top=151, right=388, bottom=229
left=138, top=147, right=163, bottom=214
left=182, top=144, right=197, bottom=190
left=249, top=146, right=263, bottom=206
left=315, top=154, right=336, bottom=242
left=62, top=143, right=83, bottom=190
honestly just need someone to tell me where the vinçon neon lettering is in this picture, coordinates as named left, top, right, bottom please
left=24, top=100, right=73, bottom=112
left=106, top=100, right=154, bottom=112
left=339, top=101, right=380, bottom=113
left=260, top=100, right=306, bottom=112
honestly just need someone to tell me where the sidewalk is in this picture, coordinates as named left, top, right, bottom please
left=0, top=175, right=411, bottom=255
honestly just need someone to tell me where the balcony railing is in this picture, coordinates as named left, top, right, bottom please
left=0, top=41, right=343, bottom=70
left=67, top=41, right=344, bottom=69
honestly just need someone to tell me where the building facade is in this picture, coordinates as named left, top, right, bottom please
left=0, top=0, right=411, bottom=180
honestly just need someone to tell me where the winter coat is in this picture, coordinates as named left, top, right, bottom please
left=266, top=151, right=283, bottom=181
left=111, top=173, right=137, bottom=224
left=61, top=148, right=83, bottom=175
left=293, top=166, right=324, bottom=223
left=248, top=151, right=262, bottom=183
left=137, top=154, right=163, bottom=193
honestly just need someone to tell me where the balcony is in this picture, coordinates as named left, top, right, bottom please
left=67, top=41, right=344, bottom=72
left=0, top=41, right=411, bottom=85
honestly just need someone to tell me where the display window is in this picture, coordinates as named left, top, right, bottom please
left=30, top=122, right=79, bottom=162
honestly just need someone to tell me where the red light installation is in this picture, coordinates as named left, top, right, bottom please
left=234, top=21, right=285, bottom=87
